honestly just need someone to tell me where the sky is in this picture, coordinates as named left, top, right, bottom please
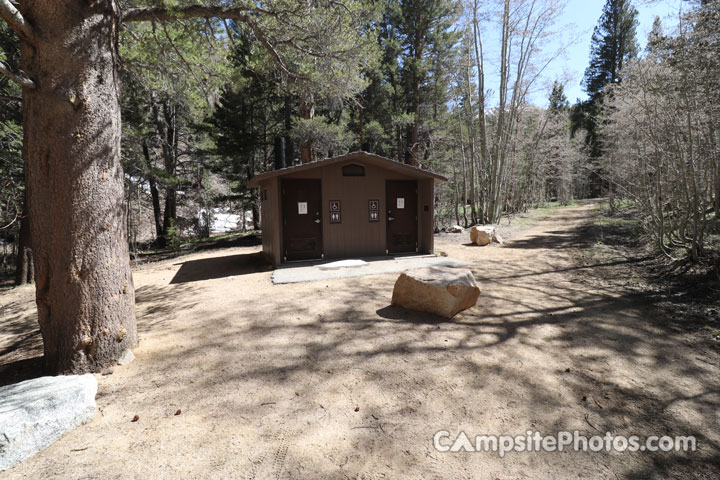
left=484, top=0, right=687, bottom=107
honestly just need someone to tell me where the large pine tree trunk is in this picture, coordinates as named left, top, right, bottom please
left=21, top=0, right=138, bottom=374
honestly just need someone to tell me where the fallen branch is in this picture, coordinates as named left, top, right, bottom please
left=584, top=413, right=601, bottom=432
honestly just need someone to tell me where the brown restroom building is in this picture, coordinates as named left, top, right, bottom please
left=248, top=151, right=447, bottom=266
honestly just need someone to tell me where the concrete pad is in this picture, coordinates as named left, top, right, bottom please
left=272, top=255, right=468, bottom=284
left=0, top=374, right=97, bottom=471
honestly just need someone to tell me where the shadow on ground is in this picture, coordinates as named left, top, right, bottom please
left=169, top=252, right=271, bottom=284
left=2, top=204, right=719, bottom=479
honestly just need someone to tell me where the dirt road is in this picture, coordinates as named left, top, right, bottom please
left=2, top=203, right=718, bottom=479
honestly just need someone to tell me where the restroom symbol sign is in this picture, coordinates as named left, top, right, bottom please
left=329, top=200, right=341, bottom=223
left=368, top=199, right=379, bottom=222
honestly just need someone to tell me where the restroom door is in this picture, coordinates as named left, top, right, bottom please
left=386, top=180, right=418, bottom=254
left=282, top=179, right=323, bottom=261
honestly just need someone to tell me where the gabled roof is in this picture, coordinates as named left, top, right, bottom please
left=248, top=151, right=447, bottom=187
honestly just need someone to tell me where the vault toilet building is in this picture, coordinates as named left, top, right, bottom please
left=248, top=151, right=447, bottom=266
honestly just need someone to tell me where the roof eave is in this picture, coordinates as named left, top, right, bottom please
left=248, top=151, right=447, bottom=187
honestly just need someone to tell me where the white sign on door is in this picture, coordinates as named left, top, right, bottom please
left=397, top=197, right=405, bottom=209
left=298, top=202, right=308, bottom=214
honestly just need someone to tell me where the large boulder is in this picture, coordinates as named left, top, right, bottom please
left=0, top=374, right=97, bottom=471
left=470, top=225, right=495, bottom=246
left=470, top=225, right=504, bottom=246
left=391, top=267, right=481, bottom=318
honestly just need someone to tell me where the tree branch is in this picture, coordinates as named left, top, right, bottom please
left=0, top=61, right=34, bottom=88
left=0, top=0, right=36, bottom=45
left=122, top=6, right=250, bottom=23
left=0, top=93, right=22, bottom=102
left=122, top=6, right=304, bottom=79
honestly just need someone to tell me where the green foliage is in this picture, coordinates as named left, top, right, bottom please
left=292, top=116, right=354, bottom=158
left=200, top=29, right=285, bottom=215
left=548, top=82, right=569, bottom=113
left=582, top=0, right=639, bottom=99
left=0, top=21, right=23, bottom=241
left=165, top=218, right=182, bottom=252
left=120, top=17, right=231, bottom=117
left=347, top=0, right=460, bottom=161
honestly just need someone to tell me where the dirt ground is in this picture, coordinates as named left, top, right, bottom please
left=1, top=203, right=719, bottom=479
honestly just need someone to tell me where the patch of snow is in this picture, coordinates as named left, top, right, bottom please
left=212, top=213, right=243, bottom=233
left=317, top=259, right=369, bottom=270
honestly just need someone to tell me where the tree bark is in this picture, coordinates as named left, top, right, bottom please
left=284, top=95, right=294, bottom=165
left=14, top=192, right=34, bottom=285
left=299, top=92, right=315, bottom=164
left=150, top=96, right=179, bottom=245
left=21, top=0, right=137, bottom=374
left=142, top=139, right=164, bottom=242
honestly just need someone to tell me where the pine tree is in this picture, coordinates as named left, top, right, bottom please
left=394, top=0, right=460, bottom=166
left=548, top=81, right=569, bottom=113
left=573, top=0, right=638, bottom=196
left=582, top=0, right=639, bottom=100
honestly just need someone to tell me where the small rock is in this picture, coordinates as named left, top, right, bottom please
left=131, top=415, right=139, bottom=422
left=116, top=349, right=135, bottom=366
left=174, top=409, right=182, bottom=416
left=565, top=368, right=571, bottom=373
left=354, top=406, right=360, bottom=412
left=101, top=368, right=114, bottom=376
left=447, top=225, right=464, bottom=233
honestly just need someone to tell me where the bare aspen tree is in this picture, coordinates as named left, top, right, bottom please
left=465, top=0, right=567, bottom=223
left=602, top=1, right=718, bottom=262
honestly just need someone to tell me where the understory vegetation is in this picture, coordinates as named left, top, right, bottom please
left=0, top=2, right=717, bottom=311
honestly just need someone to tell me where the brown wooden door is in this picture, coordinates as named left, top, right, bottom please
left=386, top=180, right=418, bottom=254
left=282, top=179, right=323, bottom=261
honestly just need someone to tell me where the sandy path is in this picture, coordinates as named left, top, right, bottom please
left=1, top=203, right=719, bottom=479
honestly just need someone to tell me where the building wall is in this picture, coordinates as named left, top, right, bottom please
left=419, top=178, right=435, bottom=254
left=258, top=177, right=282, bottom=266
left=262, top=159, right=438, bottom=265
